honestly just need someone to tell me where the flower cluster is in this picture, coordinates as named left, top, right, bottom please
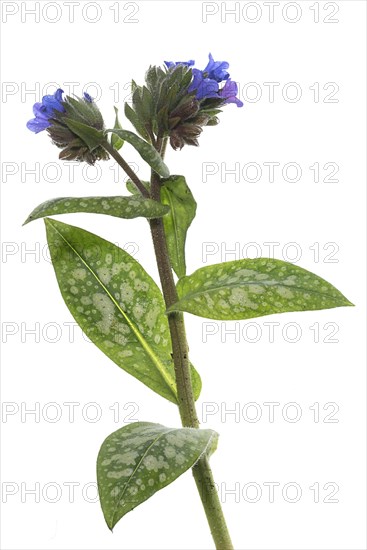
left=27, top=89, right=108, bottom=164
left=26, top=54, right=243, bottom=159
left=165, top=54, right=243, bottom=107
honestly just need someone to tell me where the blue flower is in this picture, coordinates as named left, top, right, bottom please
left=164, top=60, right=195, bottom=69
left=27, top=88, right=65, bottom=133
left=165, top=54, right=242, bottom=105
left=203, top=53, right=229, bottom=82
left=188, top=69, right=219, bottom=100
left=83, top=92, right=93, bottom=103
left=219, top=79, right=243, bottom=107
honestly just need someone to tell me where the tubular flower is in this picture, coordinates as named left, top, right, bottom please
left=203, top=53, right=230, bottom=82
left=160, top=55, right=243, bottom=149
left=188, top=69, right=219, bottom=100
left=26, top=89, right=65, bottom=133
left=219, top=79, right=244, bottom=107
left=27, top=89, right=108, bottom=164
left=166, top=54, right=243, bottom=106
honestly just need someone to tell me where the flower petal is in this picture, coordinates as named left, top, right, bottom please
left=189, top=69, right=219, bottom=100
left=219, top=79, right=243, bottom=107
left=204, top=53, right=230, bottom=82
left=26, top=117, right=51, bottom=133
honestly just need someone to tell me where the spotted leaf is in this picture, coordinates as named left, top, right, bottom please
left=168, top=258, right=353, bottom=320
left=97, top=422, right=218, bottom=529
left=106, top=129, right=170, bottom=178
left=23, top=196, right=169, bottom=225
left=160, top=175, right=197, bottom=279
left=44, top=218, right=201, bottom=402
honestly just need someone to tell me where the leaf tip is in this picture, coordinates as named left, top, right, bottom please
left=43, top=217, right=55, bottom=230
left=337, top=292, right=354, bottom=308
left=106, top=518, right=115, bottom=532
left=160, top=167, right=170, bottom=179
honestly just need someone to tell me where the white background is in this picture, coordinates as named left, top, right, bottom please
left=1, top=1, right=366, bottom=549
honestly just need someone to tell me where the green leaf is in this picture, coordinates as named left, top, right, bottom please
left=168, top=258, right=353, bottom=320
left=106, top=129, right=170, bottom=178
left=44, top=219, right=201, bottom=402
left=110, top=107, right=124, bottom=151
left=160, top=176, right=197, bottom=279
left=126, top=179, right=150, bottom=196
left=141, top=87, right=154, bottom=121
left=200, top=108, right=222, bottom=117
left=124, top=103, right=151, bottom=142
left=97, top=422, right=218, bottom=530
left=63, top=96, right=104, bottom=128
left=126, top=175, right=197, bottom=279
left=23, top=196, right=169, bottom=225
left=191, top=361, right=202, bottom=399
left=63, top=118, right=104, bottom=151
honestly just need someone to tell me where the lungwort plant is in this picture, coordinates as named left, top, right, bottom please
left=25, top=55, right=352, bottom=549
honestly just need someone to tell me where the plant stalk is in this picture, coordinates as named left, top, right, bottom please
left=103, top=140, right=150, bottom=198
left=150, top=136, right=234, bottom=548
left=149, top=210, right=234, bottom=550
left=107, top=141, right=234, bottom=549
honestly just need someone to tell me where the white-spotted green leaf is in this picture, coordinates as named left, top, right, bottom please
left=125, top=175, right=197, bottom=279
left=23, top=196, right=169, bottom=225
left=160, top=175, right=197, bottom=279
left=110, top=107, right=124, bottom=151
left=106, top=129, right=170, bottom=178
left=44, top=218, right=201, bottom=402
left=97, top=422, right=218, bottom=529
left=168, top=258, right=353, bottom=320
left=126, top=179, right=150, bottom=195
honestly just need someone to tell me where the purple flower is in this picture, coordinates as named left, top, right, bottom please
left=188, top=68, right=219, bottom=100
left=83, top=92, right=93, bottom=103
left=27, top=88, right=65, bottom=133
left=219, top=79, right=243, bottom=107
left=203, top=53, right=229, bottom=82
left=165, top=54, right=242, bottom=105
left=164, top=60, right=195, bottom=69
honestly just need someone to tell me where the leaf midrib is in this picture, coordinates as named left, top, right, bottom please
left=109, top=426, right=214, bottom=528
left=110, top=426, right=177, bottom=527
left=26, top=196, right=167, bottom=224
left=47, top=220, right=177, bottom=400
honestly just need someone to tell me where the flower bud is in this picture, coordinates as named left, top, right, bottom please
left=27, top=89, right=108, bottom=165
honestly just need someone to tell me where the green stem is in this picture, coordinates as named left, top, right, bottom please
left=150, top=141, right=234, bottom=549
left=102, top=140, right=150, bottom=198
left=107, top=140, right=234, bottom=549
left=149, top=212, right=234, bottom=549
left=149, top=209, right=199, bottom=428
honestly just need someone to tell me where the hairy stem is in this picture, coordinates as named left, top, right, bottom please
left=149, top=210, right=234, bottom=549
left=108, top=140, right=234, bottom=549
left=149, top=208, right=199, bottom=428
left=102, top=140, right=150, bottom=198
left=149, top=141, right=234, bottom=549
